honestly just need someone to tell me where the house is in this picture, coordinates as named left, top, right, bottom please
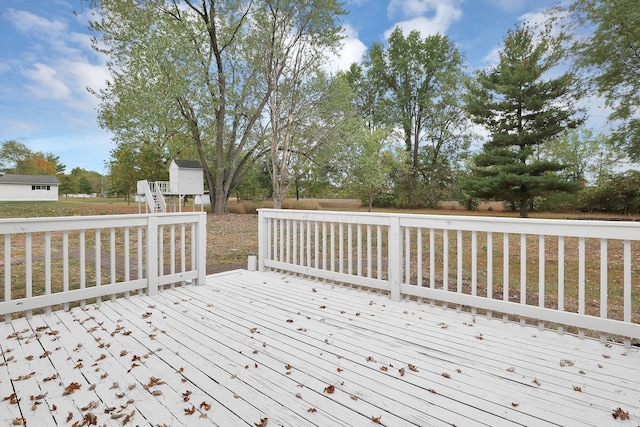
left=0, top=173, right=59, bottom=201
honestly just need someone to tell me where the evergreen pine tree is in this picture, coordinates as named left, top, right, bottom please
left=464, top=24, right=582, bottom=217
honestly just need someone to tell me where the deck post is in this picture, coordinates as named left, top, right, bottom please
left=258, top=209, right=268, bottom=272
left=196, top=213, right=207, bottom=285
left=147, top=215, right=159, bottom=295
left=388, top=216, right=401, bottom=302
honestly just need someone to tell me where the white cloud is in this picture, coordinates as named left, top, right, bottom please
left=22, top=63, right=71, bottom=100
left=0, top=118, right=40, bottom=134
left=324, top=24, right=368, bottom=73
left=385, top=0, right=462, bottom=38
left=4, top=9, right=67, bottom=36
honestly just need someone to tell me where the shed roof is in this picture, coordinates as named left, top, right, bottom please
left=0, top=174, right=60, bottom=185
left=172, top=159, right=202, bottom=169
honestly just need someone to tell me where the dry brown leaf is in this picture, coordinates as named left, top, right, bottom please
left=255, top=417, right=268, bottom=427
left=371, top=415, right=382, bottom=424
left=12, top=417, right=25, bottom=425
left=366, top=356, right=375, bottom=362
left=408, top=364, right=418, bottom=372
left=182, top=390, right=192, bottom=402
left=62, top=382, right=81, bottom=396
left=307, top=408, right=317, bottom=413
left=323, top=385, right=335, bottom=394
left=612, top=407, right=629, bottom=420
left=511, top=402, right=519, bottom=407
left=295, top=393, right=302, bottom=399
left=427, top=388, right=437, bottom=394
left=380, top=366, right=388, bottom=371
left=184, top=405, right=195, bottom=415
left=532, top=378, right=541, bottom=387
left=572, top=386, right=582, bottom=392
left=441, top=373, right=451, bottom=379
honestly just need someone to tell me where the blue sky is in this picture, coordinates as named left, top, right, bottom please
left=1, top=0, right=594, bottom=174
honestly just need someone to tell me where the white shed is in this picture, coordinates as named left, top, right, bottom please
left=0, top=173, right=60, bottom=201
left=168, top=159, right=204, bottom=195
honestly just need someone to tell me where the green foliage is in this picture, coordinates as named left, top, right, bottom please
left=363, top=28, right=471, bottom=208
left=89, top=0, right=346, bottom=213
left=0, top=139, right=65, bottom=175
left=78, top=176, right=94, bottom=195
left=567, top=0, right=640, bottom=160
left=343, top=129, right=396, bottom=211
left=463, top=23, right=583, bottom=217
left=577, top=171, right=640, bottom=214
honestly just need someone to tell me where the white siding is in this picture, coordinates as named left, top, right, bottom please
left=0, top=183, right=58, bottom=201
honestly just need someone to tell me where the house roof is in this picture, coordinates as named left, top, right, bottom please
left=172, top=159, right=203, bottom=170
left=0, top=174, right=60, bottom=185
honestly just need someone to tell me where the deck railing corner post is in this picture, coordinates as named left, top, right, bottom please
left=388, top=216, right=402, bottom=302
left=196, top=212, right=207, bottom=285
left=258, top=209, right=268, bottom=272
left=146, top=214, right=159, bottom=295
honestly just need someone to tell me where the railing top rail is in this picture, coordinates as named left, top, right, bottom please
left=0, top=212, right=206, bottom=234
left=257, top=209, right=640, bottom=240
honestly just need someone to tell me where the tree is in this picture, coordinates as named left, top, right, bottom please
left=254, top=1, right=346, bottom=209
left=566, top=0, right=640, bottom=160
left=0, top=140, right=64, bottom=174
left=88, top=0, right=345, bottom=214
left=344, top=129, right=396, bottom=211
left=538, top=127, right=624, bottom=185
left=58, top=175, right=79, bottom=199
left=78, top=176, right=94, bottom=196
left=463, top=23, right=583, bottom=218
left=364, top=28, right=470, bottom=207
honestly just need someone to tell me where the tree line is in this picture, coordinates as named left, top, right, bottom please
left=6, top=0, right=638, bottom=217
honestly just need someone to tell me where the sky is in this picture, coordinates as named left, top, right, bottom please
left=1, top=0, right=602, bottom=174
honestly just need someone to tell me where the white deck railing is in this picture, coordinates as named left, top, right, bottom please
left=258, top=209, right=640, bottom=347
left=1, top=212, right=207, bottom=320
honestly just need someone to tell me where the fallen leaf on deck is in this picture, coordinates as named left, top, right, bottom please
left=285, top=364, right=293, bottom=370
left=184, top=405, right=195, bottom=415
left=255, top=417, right=268, bottom=427
left=427, top=389, right=437, bottom=394
left=366, top=356, right=375, bottom=362
left=351, top=394, right=358, bottom=400
left=380, top=366, right=388, bottom=371
left=398, top=368, right=405, bottom=376
left=323, top=385, right=335, bottom=394
left=13, top=372, right=35, bottom=381
left=511, top=402, right=519, bottom=407
left=441, top=373, right=451, bottom=379
left=371, top=415, right=382, bottom=424
left=66, top=412, right=73, bottom=422
left=62, top=382, right=82, bottom=395
left=532, top=378, right=541, bottom=387
left=602, top=354, right=610, bottom=359
left=612, top=407, right=629, bottom=420
left=572, top=386, right=582, bottom=392
left=12, top=417, right=25, bottom=425
left=319, top=305, right=326, bottom=309
left=506, top=367, right=515, bottom=372
left=307, top=408, right=317, bottom=413
left=408, top=364, right=418, bottom=372
left=286, top=319, right=294, bottom=323
left=337, top=367, right=344, bottom=373
left=182, top=390, right=192, bottom=402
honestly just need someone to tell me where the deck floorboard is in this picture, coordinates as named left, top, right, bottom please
left=1, top=270, right=638, bottom=426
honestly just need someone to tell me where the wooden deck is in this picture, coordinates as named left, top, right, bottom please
left=1, top=270, right=638, bottom=426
